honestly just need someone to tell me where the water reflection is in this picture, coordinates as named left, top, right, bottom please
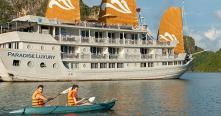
left=1, top=73, right=221, bottom=116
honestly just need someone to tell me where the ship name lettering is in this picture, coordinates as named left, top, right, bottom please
left=7, top=52, right=55, bottom=60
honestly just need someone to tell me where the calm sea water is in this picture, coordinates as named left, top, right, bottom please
left=0, top=72, right=221, bottom=116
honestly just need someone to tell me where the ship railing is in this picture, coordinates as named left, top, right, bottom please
left=125, top=40, right=139, bottom=45
left=174, top=54, right=179, bottom=59
left=154, top=54, right=169, bottom=59
left=61, top=53, right=80, bottom=59
left=142, top=40, right=154, bottom=45
left=141, top=54, right=154, bottom=59
left=0, top=21, right=38, bottom=34
left=93, top=38, right=106, bottom=43
left=81, top=37, right=90, bottom=43
left=168, top=55, right=175, bottom=59
left=119, top=39, right=124, bottom=44
left=54, top=35, right=79, bottom=42
left=91, top=53, right=107, bottom=59
left=81, top=54, right=90, bottom=59
left=109, top=39, right=118, bottom=44
left=67, top=21, right=134, bottom=30
left=109, top=54, right=119, bottom=59
left=156, top=41, right=170, bottom=46
left=125, top=54, right=141, bottom=59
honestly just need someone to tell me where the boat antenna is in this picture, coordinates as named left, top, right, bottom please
left=136, top=8, right=142, bottom=28
left=182, top=0, right=189, bottom=36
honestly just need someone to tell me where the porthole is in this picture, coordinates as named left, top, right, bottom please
left=40, top=62, right=46, bottom=68
left=41, top=46, right=44, bottom=50
left=27, top=45, right=31, bottom=49
left=52, top=46, right=55, bottom=51
left=27, top=61, right=34, bottom=68
left=53, top=63, right=58, bottom=69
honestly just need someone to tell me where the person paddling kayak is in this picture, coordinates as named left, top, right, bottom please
left=32, top=85, right=53, bottom=107
left=67, top=84, right=86, bottom=106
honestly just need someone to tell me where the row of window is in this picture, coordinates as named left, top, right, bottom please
left=140, top=62, right=154, bottom=68
left=12, top=60, right=59, bottom=69
left=0, top=42, right=19, bottom=49
left=27, top=44, right=56, bottom=51
left=91, top=63, right=124, bottom=69
left=162, top=61, right=183, bottom=66
left=81, top=30, right=147, bottom=40
left=0, top=43, right=57, bottom=51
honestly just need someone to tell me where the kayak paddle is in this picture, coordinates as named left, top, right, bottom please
left=78, top=97, right=96, bottom=104
left=88, top=97, right=96, bottom=103
left=46, top=87, right=72, bottom=103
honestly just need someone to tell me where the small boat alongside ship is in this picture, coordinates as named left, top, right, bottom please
left=0, top=0, right=192, bottom=81
left=10, top=99, right=116, bottom=115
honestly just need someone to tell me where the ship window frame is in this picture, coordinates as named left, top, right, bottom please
left=162, top=62, right=167, bottom=66
left=168, top=62, right=173, bottom=65
left=15, top=42, right=19, bottom=49
left=13, top=60, right=20, bottom=67
left=41, top=46, right=45, bottom=50
left=40, top=62, right=46, bottom=68
left=117, top=63, right=124, bottom=68
left=174, top=61, right=178, bottom=65
left=8, top=43, right=12, bottom=49
left=100, top=63, right=107, bottom=69
left=120, top=33, right=124, bottom=39
left=27, top=44, right=31, bottom=49
left=52, top=46, right=55, bottom=51
left=27, top=61, right=34, bottom=68
left=109, top=63, right=115, bottom=68
left=148, top=62, right=154, bottom=67
left=91, top=63, right=98, bottom=69
left=53, top=63, right=59, bottom=69
left=140, top=63, right=146, bottom=68
left=83, top=64, right=86, bottom=68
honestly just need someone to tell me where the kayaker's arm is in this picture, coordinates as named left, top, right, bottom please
left=36, top=94, right=48, bottom=101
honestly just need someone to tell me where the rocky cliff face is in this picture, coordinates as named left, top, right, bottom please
left=0, top=0, right=99, bottom=24
left=0, top=0, right=48, bottom=23
left=184, top=36, right=203, bottom=54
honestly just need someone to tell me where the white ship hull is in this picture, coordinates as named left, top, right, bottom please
left=0, top=48, right=192, bottom=82
left=0, top=66, right=190, bottom=82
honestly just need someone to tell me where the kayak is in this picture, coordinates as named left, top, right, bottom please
left=10, top=99, right=116, bottom=115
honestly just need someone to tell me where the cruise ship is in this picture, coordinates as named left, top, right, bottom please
left=0, top=0, right=192, bottom=81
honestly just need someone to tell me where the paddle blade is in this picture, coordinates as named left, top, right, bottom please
left=88, top=97, right=96, bottom=103
left=61, top=87, right=72, bottom=94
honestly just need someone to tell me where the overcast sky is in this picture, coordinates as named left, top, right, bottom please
left=83, top=0, right=221, bottom=51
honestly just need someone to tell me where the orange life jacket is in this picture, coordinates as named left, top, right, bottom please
left=67, top=90, right=78, bottom=106
left=32, top=90, right=45, bottom=107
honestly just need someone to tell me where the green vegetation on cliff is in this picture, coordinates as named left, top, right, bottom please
left=184, top=36, right=221, bottom=72
left=190, top=50, right=221, bottom=72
